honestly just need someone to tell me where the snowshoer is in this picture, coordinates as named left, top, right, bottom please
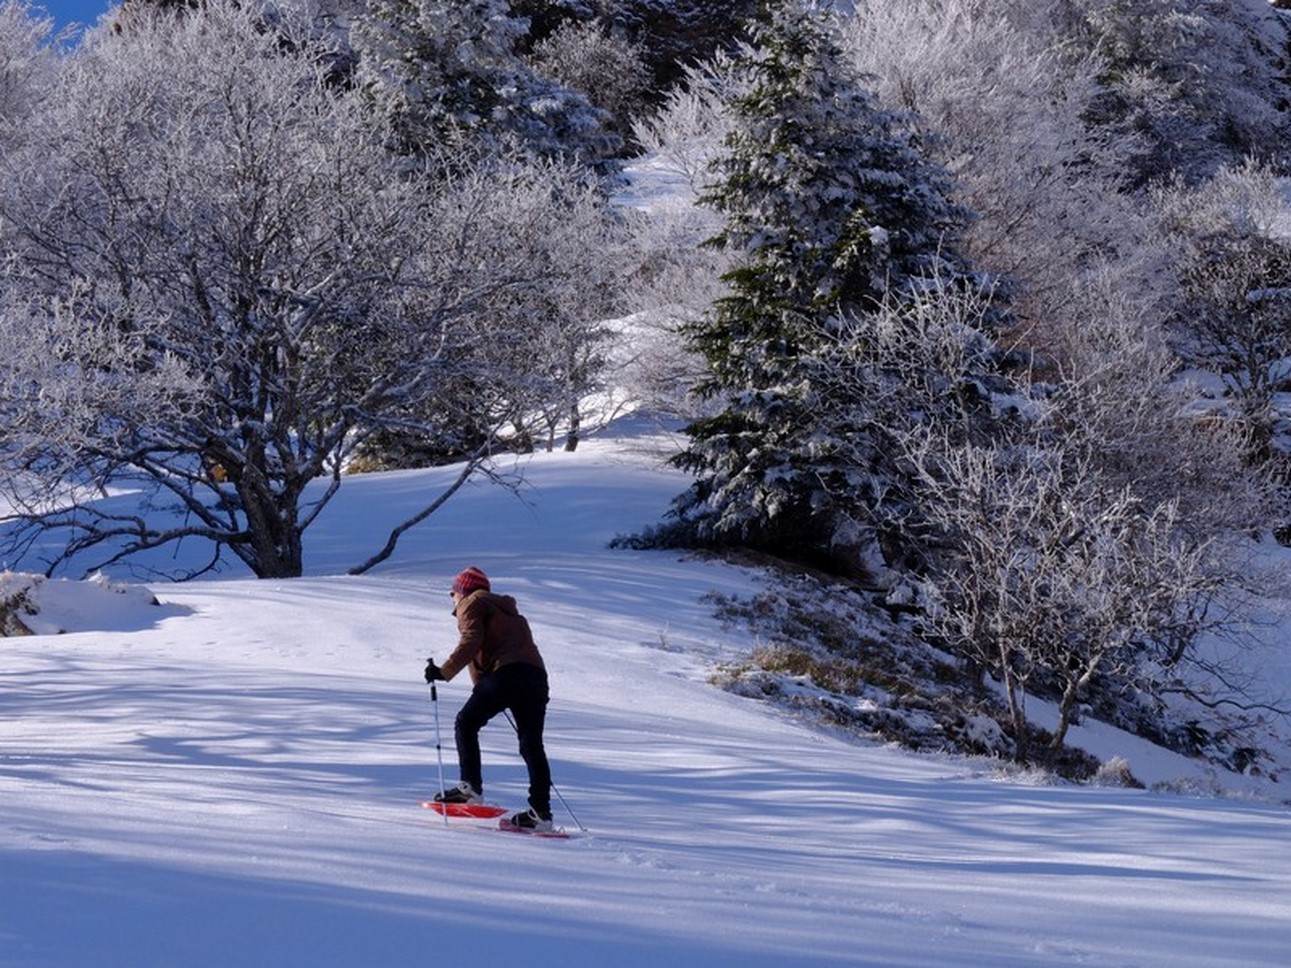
left=425, top=566, right=554, bottom=833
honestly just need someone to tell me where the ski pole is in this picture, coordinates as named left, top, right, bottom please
left=431, top=682, right=448, bottom=827
left=502, top=709, right=586, bottom=832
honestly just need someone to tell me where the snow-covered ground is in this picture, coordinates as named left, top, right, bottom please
left=3, top=423, right=1291, bottom=967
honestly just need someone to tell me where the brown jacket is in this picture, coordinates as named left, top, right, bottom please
left=440, top=590, right=545, bottom=683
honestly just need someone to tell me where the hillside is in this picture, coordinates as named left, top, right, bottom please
left=3, top=423, right=1291, bottom=967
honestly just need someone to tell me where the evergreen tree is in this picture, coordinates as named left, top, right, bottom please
left=670, top=0, right=978, bottom=573
left=353, top=0, right=616, bottom=165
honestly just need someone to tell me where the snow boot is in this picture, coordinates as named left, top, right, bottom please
left=433, top=781, right=482, bottom=805
left=505, top=808, right=553, bottom=833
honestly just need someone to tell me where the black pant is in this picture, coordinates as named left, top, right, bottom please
left=455, top=663, right=551, bottom=817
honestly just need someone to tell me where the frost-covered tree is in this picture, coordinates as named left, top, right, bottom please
left=0, top=1, right=57, bottom=131
left=1176, top=235, right=1291, bottom=465
left=840, top=0, right=1156, bottom=340
left=121, top=0, right=203, bottom=13
left=899, top=269, right=1277, bottom=766
left=353, top=0, right=617, bottom=165
left=841, top=0, right=1291, bottom=361
left=353, top=155, right=628, bottom=469
left=629, top=50, right=744, bottom=194
left=666, top=0, right=980, bottom=573
left=1153, top=160, right=1291, bottom=469
left=617, top=53, right=743, bottom=420
left=0, top=1, right=602, bottom=579
left=496, top=170, right=627, bottom=452
left=908, top=430, right=1231, bottom=767
left=1067, top=0, right=1291, bottom=184
left=838, top=0, right=1290, bottom=516
left=1042, top=268, right=1272, bottom=539
left=530, top=19, right=651, bottom=143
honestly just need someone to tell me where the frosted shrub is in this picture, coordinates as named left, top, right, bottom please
left=1091, top=756, right=1144, bottom=789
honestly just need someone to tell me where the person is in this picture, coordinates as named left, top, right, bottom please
left=424, top=566, right=554, bottom=832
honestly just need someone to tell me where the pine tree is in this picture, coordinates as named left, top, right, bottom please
left=670, top=0, right=977, bottom=571
left=353, top=0, right=616, bottom=165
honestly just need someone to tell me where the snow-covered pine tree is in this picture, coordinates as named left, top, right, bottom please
left=353, top=0, right=616, bottom=165
left=668, top=0, right=978, bottom=574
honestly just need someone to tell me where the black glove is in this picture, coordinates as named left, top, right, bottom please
left=424, top=659, right=446, bottom=683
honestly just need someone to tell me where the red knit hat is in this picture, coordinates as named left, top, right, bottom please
left=451, top=566, right=491, bottom=597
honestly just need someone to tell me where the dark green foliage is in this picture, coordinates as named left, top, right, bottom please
left=668, top=0, right=976, bottom=570
left=354, top=0, right=617, bottom=166
left=593, top=0, right=758, bottom=90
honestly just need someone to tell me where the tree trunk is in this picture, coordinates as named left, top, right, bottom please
left=236, top=467, right=305, bottom=578
left=564, top=402, right=581, bottom=452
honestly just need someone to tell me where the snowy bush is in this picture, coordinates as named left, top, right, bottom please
left=1091, top=756, right=1145, bottom=789
left=531, top=20, right=652, bottom=142
left=0, top=572, right=37, bottom=636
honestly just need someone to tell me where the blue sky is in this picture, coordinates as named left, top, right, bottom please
left=38, top=0, right=112, bottom=33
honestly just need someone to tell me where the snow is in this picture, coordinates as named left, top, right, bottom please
left=4, top=423, right=1291, bottom=967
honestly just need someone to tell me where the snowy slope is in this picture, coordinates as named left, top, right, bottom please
left=3, top=424, right=1291, bottom=967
